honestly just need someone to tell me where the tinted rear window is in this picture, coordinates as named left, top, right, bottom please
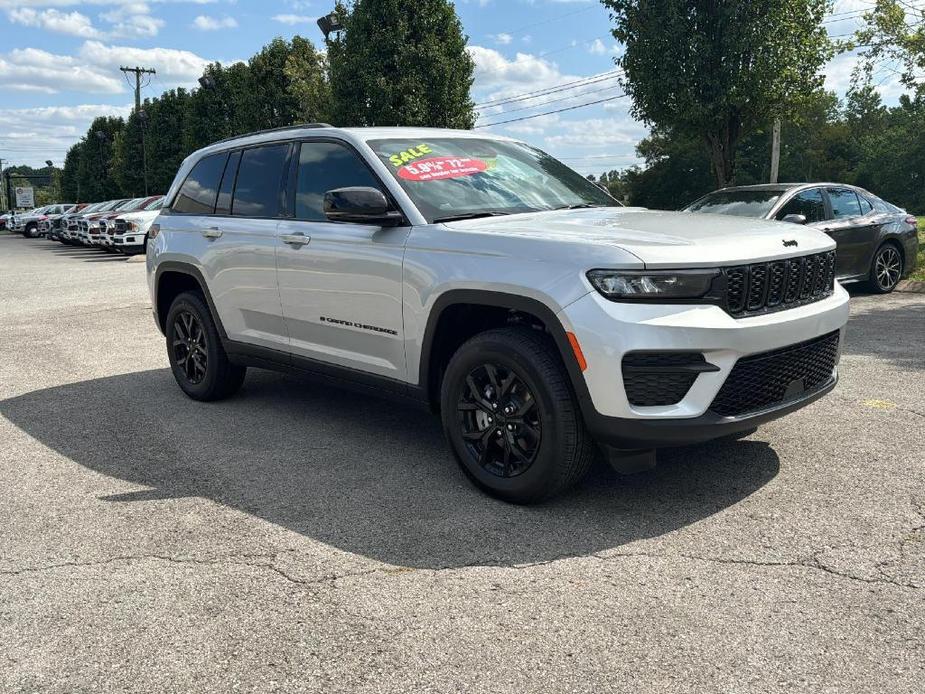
left=231, top=144, right=289, bottom=217
left=173, top=152, right=229, bottom=214
left=827, top=188, right=862, bottom=218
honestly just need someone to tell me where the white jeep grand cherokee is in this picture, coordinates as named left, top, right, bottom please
left=147, top=125, right=849, bottom=503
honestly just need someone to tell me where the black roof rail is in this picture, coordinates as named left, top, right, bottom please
left=211, top=123, right=334, bottom=146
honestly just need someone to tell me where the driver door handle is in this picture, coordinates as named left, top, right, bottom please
left=281, top=232, right=311, bottom=246
left=201, top=227, right=223, bottom=239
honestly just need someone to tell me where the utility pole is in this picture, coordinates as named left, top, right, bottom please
left=0, top=158, right=5, bottom=212
left=120, top=65, right=157, bottom=112
left=769, top=118, right=781, bottom=184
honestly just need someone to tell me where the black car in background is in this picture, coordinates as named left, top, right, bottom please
left=684, top=183, right=919, bottom=293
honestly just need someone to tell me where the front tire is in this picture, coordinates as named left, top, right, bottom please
left=868, top=242, right=903, bottom=293
left=165, top=291, right=246, bottom=401
left=440, top=327, right=595, bottom=503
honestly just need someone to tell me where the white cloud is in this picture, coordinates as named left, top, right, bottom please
left=0, top=103, right=132, bottom=168
left=0, top=47, right=124, bottom=94
left=192, top=14, right=237, bottom=31
left=491, top=33, right=513, bottom=45
left=79, top=40, right=211, bottom=85
left=588, top=38, right=607, bottom=55
left=8, top=8, right=94, bottom=36
left=272, top=13, right=317, bottom=26
left=469, top=45, right=564, bottom=88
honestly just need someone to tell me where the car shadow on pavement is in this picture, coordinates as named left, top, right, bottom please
left=0, top=368, right=780, bottom=569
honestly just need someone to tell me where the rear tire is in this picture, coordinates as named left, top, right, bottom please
left=867, top=242, right=903, bottom=293
left=440, top=327, right=595, bottom=503
left=24, top=223, right=38, bottom=238
left=165, top=291, right=246, bottom=401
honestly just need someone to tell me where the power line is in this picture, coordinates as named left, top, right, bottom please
left=475, top=70, right=622, bottom=108
left=475, top=93, right=628, bottom=128
left=479, top=83, right=624, bottom=117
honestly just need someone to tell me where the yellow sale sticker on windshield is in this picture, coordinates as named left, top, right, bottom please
left=388, top=144, right=433, bottom=167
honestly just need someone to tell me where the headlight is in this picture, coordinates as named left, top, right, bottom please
left=127, top=222, right=137, bottom=231
left=587, top=269, right=719, bottom=300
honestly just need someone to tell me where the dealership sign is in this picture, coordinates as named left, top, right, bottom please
left=15, top=186, right=35, bottom=208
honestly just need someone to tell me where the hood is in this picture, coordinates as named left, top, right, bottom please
left=444, top=207, right=834, bottom=268
left=117, top=209, right=159, bottom=223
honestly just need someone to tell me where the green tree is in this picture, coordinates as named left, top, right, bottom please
left=602, top=0, right=834, bottom=187
left=75, top=116, right=125, bottom=201
left=855, top=0, right=925, bottom=94
left=327, top=0, right=475, bottom=128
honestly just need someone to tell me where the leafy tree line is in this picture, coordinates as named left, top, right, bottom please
left=588, top=86, right=925, bottom=214
left=61, top=0, right=474, bottom=202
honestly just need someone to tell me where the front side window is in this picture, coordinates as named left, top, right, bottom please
left=775, top=189, right=827, bottom=223
left=295, top=142, right=384, bottom=221
left=173, top=152, right=228, bottom=214
left=685, top=190, right=782, bottom=218
left=827, top=188, right=862, bottom=219
left=231, top=144, right=289, bottom=217
left=367, top=137, right=615, bottom=223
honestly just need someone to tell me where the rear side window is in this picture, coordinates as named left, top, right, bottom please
left=776, top=188, right=827, bottom=223
left=294, top=142, right=384, bottom=221
left=827, top=188, right=862, bottom=219
left=216, top=150, right=242, bottom=215
left=173, top=153, right=228, bottom=214
left=231, top=144, right=289, bottom=217
left=858, top=195, right=873, bottom=215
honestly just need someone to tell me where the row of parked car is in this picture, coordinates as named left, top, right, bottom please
left=1, top=195, right=164, bottom=254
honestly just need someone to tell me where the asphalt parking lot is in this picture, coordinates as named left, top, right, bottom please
left=1, top=232, right=923, bottom=693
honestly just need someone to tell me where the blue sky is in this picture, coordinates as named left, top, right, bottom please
left=0, top=0, right=905, bottom=172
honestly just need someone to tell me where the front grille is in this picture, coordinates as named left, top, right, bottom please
left=723, top=250, right=836, bottom=317
left=710, top=331, right=840, bottom=417
left=622, top=352, right=710, bottom=407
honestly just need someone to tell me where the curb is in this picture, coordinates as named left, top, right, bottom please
left=896, top=279, right=925, bottom=294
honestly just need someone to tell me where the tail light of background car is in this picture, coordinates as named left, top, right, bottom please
left=906, top=216, right=918, bottom=226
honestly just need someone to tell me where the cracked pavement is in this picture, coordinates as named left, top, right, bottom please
left=1, top=234, right=923, bottom=693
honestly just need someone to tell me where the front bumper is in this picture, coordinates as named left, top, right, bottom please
left=559, top=283, right=850, bottom=448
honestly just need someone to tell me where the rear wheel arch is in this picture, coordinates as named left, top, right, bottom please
left=154, top=263, right=226, bottom=338
left=418, top=290, right=590, bottom=413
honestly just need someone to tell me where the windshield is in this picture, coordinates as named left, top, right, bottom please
left=684, top=190, right=783, bottom=218
left=367, top=137, right=617, bottom=223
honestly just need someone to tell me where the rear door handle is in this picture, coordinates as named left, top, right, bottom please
left=280, top=232, right=311, bottom=246
left=202, top=227, right=223, bottom=239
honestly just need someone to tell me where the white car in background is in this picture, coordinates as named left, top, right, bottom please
left=112, top=196, right=165, bottom=254
left=11, top=205, right=51, bottom=237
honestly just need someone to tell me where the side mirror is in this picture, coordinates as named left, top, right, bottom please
left=781, top=213, right=807, bottom=225
left=323, top=187, right=403, bottom=226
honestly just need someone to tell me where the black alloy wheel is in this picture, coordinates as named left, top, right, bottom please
left=457, top=362, right=542, bottom=478
left=172, top=311, right=208, bottom=385
left=165, top=291, right=246, bottom=401
left=441, top=327, right=595, bottom=503
left=871, top=244, right=902, bottom=293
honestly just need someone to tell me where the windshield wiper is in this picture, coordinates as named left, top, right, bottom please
left=433, top=211, right=511, bottom=223
left=552, top=203, right=607, bottom=210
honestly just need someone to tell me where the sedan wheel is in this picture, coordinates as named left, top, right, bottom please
left=871, top=244, right=902, bottom=293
